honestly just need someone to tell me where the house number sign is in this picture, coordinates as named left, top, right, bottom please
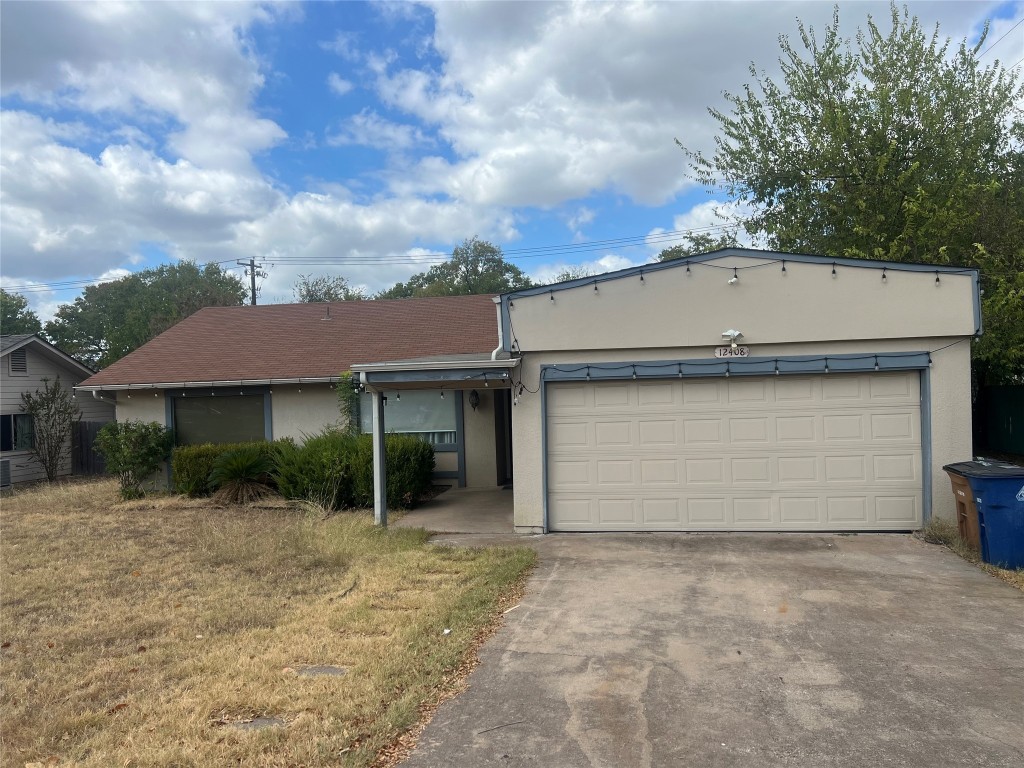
left=714, top=346, right=750, bottom=358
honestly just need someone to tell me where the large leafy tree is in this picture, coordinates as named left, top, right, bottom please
left=1, top=288, right=43, bottom=335
left=684, top=4, right=1023, bottom=383
left=45, top=261, right=247, bottom=368
left=292, top=274, right=366, bottom=302
left=378, top=237, right=533, bottom=298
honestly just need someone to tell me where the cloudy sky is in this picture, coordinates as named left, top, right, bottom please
left=2, top=0, right=1022, bottom=318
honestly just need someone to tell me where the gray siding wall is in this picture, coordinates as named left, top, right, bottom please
left=1, top=345, right=115, bottom=484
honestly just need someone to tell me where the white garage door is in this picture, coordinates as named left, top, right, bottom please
left=547, top=372, right=922, bottom=532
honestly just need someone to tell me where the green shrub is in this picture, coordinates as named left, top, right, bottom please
left=172, top=440, right=287, bottom=496
left=350, top=434, right=435, bottom=510
left=209, top=445, right=276, bottom=505
left=273, top=430, right=435, bottom=511
left=274, top=431, right=359, bottom=511
left=95, top=420, right=174, bottom=500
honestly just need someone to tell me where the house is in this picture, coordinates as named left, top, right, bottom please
left=1, top=334, right=115, bottom=486
left=78, top=249, right=980, bottom=533
left=75, top=295, right=509, bottom=489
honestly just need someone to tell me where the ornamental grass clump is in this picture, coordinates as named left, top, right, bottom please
left=208, top=445, right=276, bottom=505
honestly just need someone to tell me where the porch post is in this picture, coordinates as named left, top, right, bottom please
left=371, top=389, right=387, bottom=527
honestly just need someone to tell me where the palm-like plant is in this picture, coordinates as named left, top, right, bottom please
left=208, top=446, right=275, bottom=505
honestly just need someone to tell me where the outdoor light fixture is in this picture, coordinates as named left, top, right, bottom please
left=721, top=329, right=744, bottom=348
left=728, top=267, right=739, bottom=285
left=469, top=390, right=480, bottom=411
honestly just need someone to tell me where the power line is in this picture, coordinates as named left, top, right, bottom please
left=979, top=17, right=1024, bottom=59
left=1, top=224, right=737, bottom=294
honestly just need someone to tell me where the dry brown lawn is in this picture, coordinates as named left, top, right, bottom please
left=0, top=479, right=536, bottom=767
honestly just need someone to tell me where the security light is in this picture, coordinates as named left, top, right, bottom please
left=721, top=329, right=744, bottom=348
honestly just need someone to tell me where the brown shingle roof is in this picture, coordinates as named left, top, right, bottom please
left=80, top=295, right=499, bottom=387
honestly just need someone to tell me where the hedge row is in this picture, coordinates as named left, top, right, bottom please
left=170, top=431, right=435, bottom=510
left=171, top=439, right=291, bottom=497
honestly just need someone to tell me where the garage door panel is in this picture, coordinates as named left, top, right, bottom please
left=596, top=459, right=634, bottom=485
left=594, top=383, right=630, bottom=407
left=547, top=373, right=922, bottom=532
left=640, top=458, right=679, bottom=485
left=595, top=420, right=631, bottom=445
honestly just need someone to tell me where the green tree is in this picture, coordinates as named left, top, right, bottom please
left=292, top=274, right=366, bottom=302
left=658, top=231, right=740, bottom=262
left=378, top=237, right=533, bottom=298
left=45, top=261, right=247, bottom=368
left=20, top=376, right=80, bottom=482
left=684, top=3, right=1024, bottom=383
left=548, top=266, right=595, bottom=283
left=0, top=288, right=42, bottom=335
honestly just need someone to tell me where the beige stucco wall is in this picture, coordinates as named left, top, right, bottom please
left=270, top=385, right=341, bottom=440
left=508, top=255, right=976, bottom=353
left=463, top=388, right=498, bottom=487
left=114, top=390, right=166, bottom=424
left=511, top=337, right=973, bottom=533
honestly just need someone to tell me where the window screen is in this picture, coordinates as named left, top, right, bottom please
left=360, top=390, right=456, bottom=446
left=173, top=395, right=265, bottom=445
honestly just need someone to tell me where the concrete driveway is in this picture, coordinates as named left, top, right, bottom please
left=402, top=534, right=1024, bottom=767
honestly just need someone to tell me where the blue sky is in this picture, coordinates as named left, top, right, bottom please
left=1, top=0, right=1021, bottom=319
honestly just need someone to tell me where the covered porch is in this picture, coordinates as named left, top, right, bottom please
left=351, top=353, right=520, bottom=527
left=393, top=486, right=514, bottom=534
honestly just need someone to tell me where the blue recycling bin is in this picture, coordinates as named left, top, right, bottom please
left=943, top=461, right=1024, bottom=569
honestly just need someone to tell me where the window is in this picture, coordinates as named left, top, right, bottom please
left=8, top=349, right=28, bottom=375
left=173, top=395, right=266, bottom=445
left=0, top=414, right=35, bottom=452
left=360, top=390, right=456, bottom=446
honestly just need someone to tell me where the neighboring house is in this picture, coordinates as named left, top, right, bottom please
left=75, top=295, right=508, bottom=489
left=1, top=334, right=115, bottom=486
left=78, top=249, right=981, bottom=534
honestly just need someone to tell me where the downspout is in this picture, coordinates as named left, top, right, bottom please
left=491, top=298, right=504, bottom=360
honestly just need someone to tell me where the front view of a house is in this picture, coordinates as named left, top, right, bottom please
left=78, top=249, right=979, bottom=533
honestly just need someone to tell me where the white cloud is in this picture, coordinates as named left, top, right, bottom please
left=327, top=72, right=354, bottom=96
left=531, top=253, right=641, bottom=285
left=326, top=109, right=432, bottom=150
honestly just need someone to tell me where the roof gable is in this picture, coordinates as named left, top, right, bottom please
left=0, top=334, right=96, bottom=378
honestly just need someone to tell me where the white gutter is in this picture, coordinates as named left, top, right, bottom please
left=351, top=358, right=519, bottom=373
left=74, top=376, right=341, bottom=392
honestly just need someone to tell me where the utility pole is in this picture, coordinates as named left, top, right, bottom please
left=236, top=258, right=265, bottom=305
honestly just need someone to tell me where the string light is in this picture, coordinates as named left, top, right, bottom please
left=396, top=392, right=401, bottom=402
left=639, top=269, right=645, bottom=283
left=928, top=355, right=933, bottom=368
left=781, top=260, right=786, bottom=274
left=677, top=363, right=683, bottom=378
left=725, top=363, right=730, bottom=378
left=685, top=262, right=690, bottom=274
left=881, top=268, right=887, bottom=282
left=935, top=271, right=940, bottom=285
left=440, top=390, right=445, bottom=400
left=874, top=355, right=880, bottom=371
left=585, top=366, right=591, bottom=381
left=824, top=357, right=830, bottom=374
left=774, top=360, right=780, bottom=376
left=549, top=290, right=554, bottom=302
left=593, top=281, right=599, bottom=293
left=831, top=262, right=837, bottom=277
left=728, top=267, right=739, bottom=285
left=631, top=365, right=637, bottom=380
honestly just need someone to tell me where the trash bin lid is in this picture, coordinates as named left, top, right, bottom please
left=943, top=460, right=1024, bottom=479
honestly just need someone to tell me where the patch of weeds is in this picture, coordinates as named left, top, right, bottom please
left=917, top=517, right=1024, bottom=592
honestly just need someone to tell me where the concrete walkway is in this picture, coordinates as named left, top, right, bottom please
left=402, top=533, right=1024, bottom=767
left=393, top=487, right=514, bottom=534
